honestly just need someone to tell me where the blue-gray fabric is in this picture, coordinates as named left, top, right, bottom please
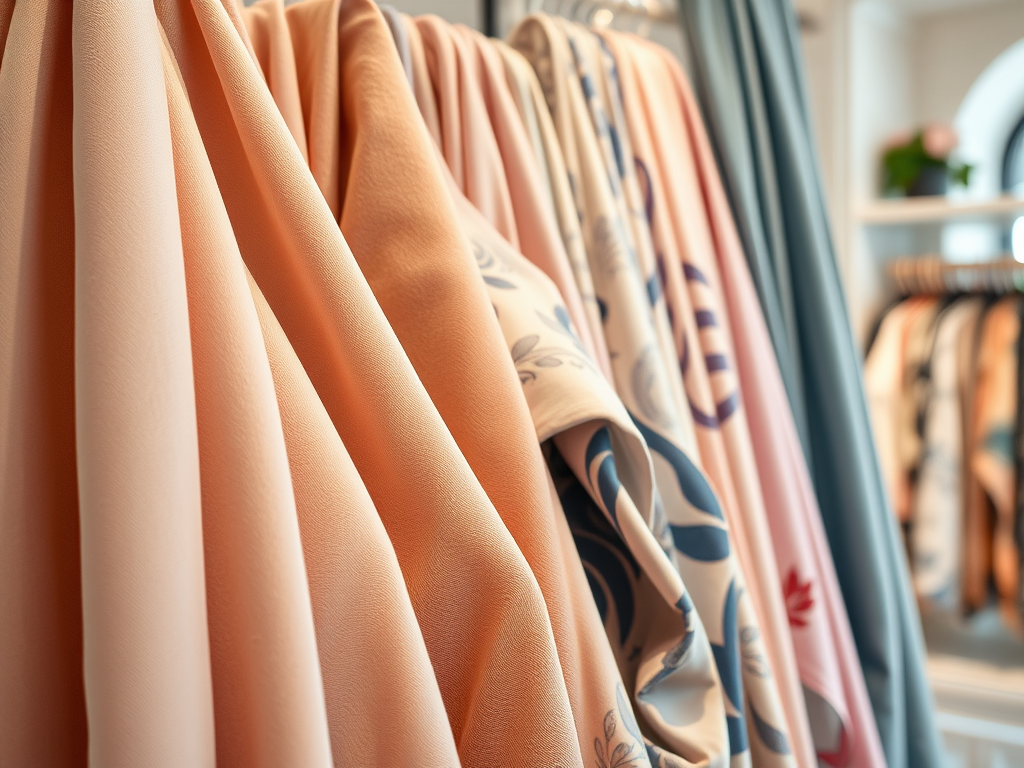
left=676, top=1, right=943, bottom=766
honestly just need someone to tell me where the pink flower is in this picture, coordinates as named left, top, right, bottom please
left=922, top=123, right=959, bottom=159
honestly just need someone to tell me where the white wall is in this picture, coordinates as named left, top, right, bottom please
left=913, top=0, right=1024, bottom=127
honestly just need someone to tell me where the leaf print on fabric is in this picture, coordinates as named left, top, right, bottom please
left=616, top=682, right=644, bottom=746
left=576, top=536, right=637, bottom=645
left=593, top=701, right=645, bottom=768
left=483, top=275, right=517, bottom=289
left=669, top=524, right=731, bottom=562
left=751, top=702, right=793, bottom=755
left=538, top=305, right=589, bottom=355
left=512, top=335, right=540, bottom=362
left=740, top=625, right=772, bottom=679
left=646, top=743, right=689, bottom=768
left=512, top=338, right=592, bottom=384
left=553, top=445, right=642, bottom=646
left=783, top=568, right=814, bottom=628
left=592, top=215, right=631, bottom=277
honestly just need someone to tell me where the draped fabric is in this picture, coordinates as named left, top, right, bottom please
left=911, top=299, right=986, bottom=610
left=494, top=38, right=614, bottom=380
left=506, top=14, right=798, bottom=767
left=0, top=2, right=916, bottom=767
left=406, top=13, right=732, bottom=766
left=246, top=2, right=666, bottom=764
left=2, top=1, right=584, bottom=764
left=677, top=2, right=942, bottom=765
left=602, top=29, right=885, bottom=768
left=967, top=296, right=1021, bottom=628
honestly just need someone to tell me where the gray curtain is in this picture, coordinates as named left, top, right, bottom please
left=676, top=1, right=943, bottom=766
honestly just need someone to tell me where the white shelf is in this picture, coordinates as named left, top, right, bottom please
left=856, top=196, right=1024, bottom=225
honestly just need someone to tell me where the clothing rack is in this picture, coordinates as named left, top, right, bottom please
left=887, top=255, right=1024, bottom=295
left=485, top=0, right=676, bottom=36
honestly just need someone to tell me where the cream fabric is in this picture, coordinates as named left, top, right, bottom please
left=912, top=299, right=985, bottom=610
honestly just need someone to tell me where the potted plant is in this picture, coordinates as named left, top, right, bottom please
left=881, top=124, right=973, bottom=197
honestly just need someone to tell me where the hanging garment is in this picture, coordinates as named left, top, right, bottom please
left=0, top=1, right=463, bottom=765
left=898, top=299, right=943, bottom=527
left=677, top=2, right=943, bottom=764
left=510, top=13, right=798, bottom=767
left=458, top=181, right=725, bottom=768
left=493, top=36, right=614, bottom=380
left=603, top=28, right=885, bottom=768
left=557, top=20, right=689, bottom=431
left=594, top=28, right=811, bottom=768
left=410, top=18, right=609, bottom=380
left=1016, top=299, right=1024, bottom=624
left=966, top=295, right=1021, bottom=628
left=166, top=0, right=582, bottom=764
left=866, top=298, right=938, bottom=527
left=911, top=298, right=986, bottom=611
left=664, top=37, right=884, bottom=768
left=251, top=1, right=661, bottom=764
left=404, top=11, right=729, bottom=766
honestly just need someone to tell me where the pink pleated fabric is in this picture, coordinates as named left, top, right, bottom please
left=2, top=1, right=466, bottom=765
left=600, top=32, right=814, bottom=768
left=605, top=31, right=887, bottom=768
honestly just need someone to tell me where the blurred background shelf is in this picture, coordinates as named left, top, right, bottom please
left=857, top=195, right=1024, bottom=226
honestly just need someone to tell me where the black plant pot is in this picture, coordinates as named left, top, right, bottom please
left=907, top=165, right=948, bottom=197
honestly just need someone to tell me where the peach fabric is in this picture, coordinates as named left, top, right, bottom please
left=242, top=0, right=307, bottom=160
left=604, top=30, right=886, bottom=768
left=593, top=30, right=806, bottom=768
left=415, top=15, right=519, bottom=248
left=457, top=187, right=728, bottom=768
left=251, top=1, right=654, bottom=764
left=967, top=296, right=1021, bottom=627
left=404, top=15, right=444, bottom=151
left=2, top=0, right=464, bottom=765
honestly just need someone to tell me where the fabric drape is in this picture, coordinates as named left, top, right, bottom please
left=678, top=1, right=942, bottom=765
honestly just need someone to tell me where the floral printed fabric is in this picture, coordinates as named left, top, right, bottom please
left=508, top=14, right=799, bottom=767
left=459, top=182, right=726, bottom=768
left=591, top=30, right=811, bottom=768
